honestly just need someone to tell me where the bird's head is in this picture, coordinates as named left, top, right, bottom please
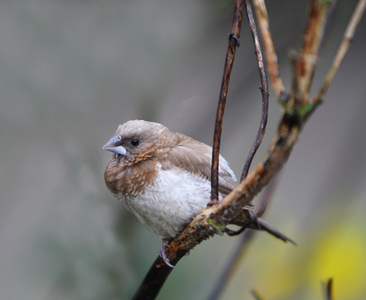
left=103, top=120, right=178, bottom=164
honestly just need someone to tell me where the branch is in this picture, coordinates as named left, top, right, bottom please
left=209, top=231, right=255, bottom=300
left=313, top=0, right=366, bottom=103
left=323, top=278, right=334, bottom=300
left=250, top=289, right=265, bottom=300
left=210, top=0, right=243, bottom=205
left=295, top=0, right=335, bottom=105
left=157, top=101, right=314, bottom=273
left=252, top=0, right=287, bottom=99
left=208, top=175, right=281, bottom=300
left=241, top=0, right=269, bottom=181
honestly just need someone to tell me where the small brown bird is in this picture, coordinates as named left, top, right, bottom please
left=103, top=120, right=293, bottom=246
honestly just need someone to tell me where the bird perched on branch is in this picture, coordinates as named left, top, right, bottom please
left=103, top=120, right=293, bottom=249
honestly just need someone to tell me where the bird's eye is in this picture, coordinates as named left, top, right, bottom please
left=131, top=138, right=140, bottom=146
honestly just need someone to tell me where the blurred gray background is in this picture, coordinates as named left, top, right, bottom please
left=1, top=1, right=365, bottom=299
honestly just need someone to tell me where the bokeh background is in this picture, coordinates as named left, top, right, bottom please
left=1, top=1, right=365, bottom=299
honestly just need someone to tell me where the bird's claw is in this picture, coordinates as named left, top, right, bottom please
left=159, top=240, right=174, bottom=268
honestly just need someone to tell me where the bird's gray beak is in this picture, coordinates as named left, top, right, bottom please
left=102, top=134, right=127, bottom=156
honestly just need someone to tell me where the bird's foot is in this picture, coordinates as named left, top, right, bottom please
left=159, top=239, right=174, bottom=268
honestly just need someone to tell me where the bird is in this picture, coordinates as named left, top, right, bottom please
left=103, top=120, right=294, bottom=263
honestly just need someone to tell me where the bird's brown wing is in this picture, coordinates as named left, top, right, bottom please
left=163, top=134, right=295, bottom=244
left=161, top=133, right=237, bottom=196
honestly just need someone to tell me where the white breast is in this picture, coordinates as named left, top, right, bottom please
left=116, top=155, right=237, bottom=238
left=116, top=164, right=215, bottom=238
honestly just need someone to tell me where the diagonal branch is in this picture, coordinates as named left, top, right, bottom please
left=312, top=0, right=366, bottom=103
left=160, top=105, right=314, bottom=271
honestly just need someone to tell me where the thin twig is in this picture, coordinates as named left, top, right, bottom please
left=210, top=0, right=244, bottom=205
left=250, top=289, right=265, bottom=300
left=252, top=0, right=286, bottom=99
left=208, top=230, right=255, bottom=300
left=241, top=0, right=269, bottom=181
left=289, top=50, right=303, bottom=112
left=295, top=0, right=335, bottom=105
left=312, top=0, right=366, bottom=103
left=208, top=175, right=281, bottom=300
left=323, top=278, right=334, bottom=300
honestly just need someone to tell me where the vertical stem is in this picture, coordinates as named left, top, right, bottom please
left=211, top=0, right=244, bottom=205
left=252, top=0, right=286, bottom=99
left=241, top=0, right=269, bottom=181
left=296, top=0, right=335, bottom=104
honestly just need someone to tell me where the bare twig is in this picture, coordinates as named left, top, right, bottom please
left=208, top=175, right=281, bottom=300
left=252, top=0, right=286, bottom=99
left=323, top=278, right=334, bottom=300
left=210, top=0, right=244, bottom=205
left=208, top=230, right=255, bottom=300
left=313, top=0, right=366, bottom=103
left=289, top=50, right=303, bottom=112
left=241, top=0, right=269, bottom=181
left=250, top=289, right=265, bottom=300
left=295, top=0, right=335, bottom=105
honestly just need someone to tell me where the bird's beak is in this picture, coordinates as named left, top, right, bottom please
left=102, top=134, right=127, bottom=156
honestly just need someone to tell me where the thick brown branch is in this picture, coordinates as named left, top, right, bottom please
left=132, top=259, right=174, bottom=300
